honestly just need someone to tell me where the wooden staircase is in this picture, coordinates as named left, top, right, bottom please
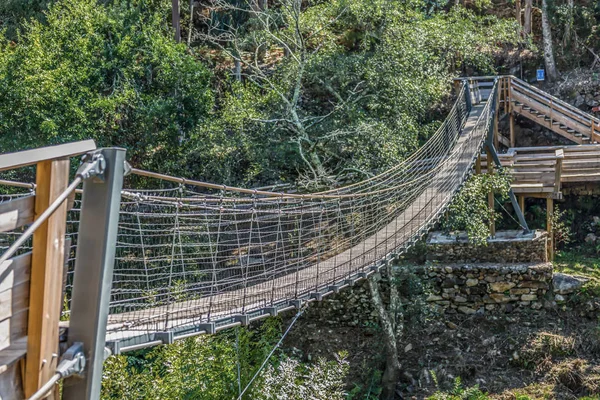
left=505, top=77, right=600, bottom=145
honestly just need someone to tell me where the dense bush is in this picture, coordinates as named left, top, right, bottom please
left=0, top=0, right=213, bottom=174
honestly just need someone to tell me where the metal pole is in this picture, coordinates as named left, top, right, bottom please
left=484, top=143, right=530, bottom=234
left=62, top=148, right=126, bottom=400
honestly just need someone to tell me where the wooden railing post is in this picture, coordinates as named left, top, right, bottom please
left=25, top=159, right=70, bottom=399
left=554, top=149, right=564, bottom=194
left=494, top=83, right=500, bottom=149
left=547, top=197, right=554, bottom=261
left=508, top=77, right=516, bottom=147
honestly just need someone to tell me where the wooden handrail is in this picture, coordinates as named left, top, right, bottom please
left=0, top=140, right=96, bottom=172
left=511, top=77, right=600, bottom=126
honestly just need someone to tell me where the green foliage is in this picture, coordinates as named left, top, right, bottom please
left=443, top=170, right=512, bottom=244
left=202, top=0, right=522, bottom=184
left=428, top=376, right=489, bottom=400
left=552, top=207, right=572, bottom=251
left=0, top=0, right=52, bottom=40
left=255, top=352, right=349, bottom=399
left=101, top=318, right=349, bottom=399
left=0, top=0, right=213, bottom=174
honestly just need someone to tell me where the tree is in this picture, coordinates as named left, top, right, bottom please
left=563, top=0, right=575, bottom=47
left=524, top=0, right=532, bottom=36
left=0, top=0, right=214, bottom=173
left=541, top=0, right=559, bottom=80
left=368, top=263, right=402, bottom=400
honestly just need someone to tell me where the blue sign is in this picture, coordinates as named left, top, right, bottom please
left=537, top=69, right=545, bottom=81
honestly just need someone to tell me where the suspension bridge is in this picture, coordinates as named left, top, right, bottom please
left=1, top=76, right=598, bottom=399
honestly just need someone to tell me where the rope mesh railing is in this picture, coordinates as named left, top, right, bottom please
left=1, top=79, right=498, bottom=349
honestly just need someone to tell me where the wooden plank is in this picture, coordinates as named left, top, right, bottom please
left=0, top=350, right=25, bottom=399
left=25, top=159, right=70, bottom=399
left=518, top=195, right=525, bottom=214
left=512, top=79, right=600, bottom=127
left=0, top=253, right=31, bottom=294
left=510, top=144, right=600, bottom=152
left=0, top=281, right=29, bottom=322
left=512, top=96, right=588, bottom=143
left=554, top=150, right=563, bottom=193
left=0, top=337, right=27, bottom=374
left=0, top=140, right=95, bottom=172
left=0, top=196, right=34, bottom=233
left=0, top=310, right=27, bottom=351
left=509, top=112, right=515, bottom=147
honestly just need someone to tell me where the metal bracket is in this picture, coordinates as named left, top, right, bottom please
left=106, top=341, right=121, bottom=356
left=57, top=342, right=86, bottom=379
left=264, top=307, right=278, bottom=317
left=155, top=331, right=174, bottom=345
left=484, top=142, right=531, bottom=234
left=77, top=151, right=107, bottom=182
left=197, top=322, right=216, bottom=334
left=290, top=299, right=302, bottom=309
left=233, top=314, right=250, bottom=326
left=310, top=292, right=323, bottom=301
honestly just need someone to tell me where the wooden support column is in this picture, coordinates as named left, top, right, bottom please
left=453, top=80, right=461, bottom=97
left=486, top=147, right=495, bottom=238
left=476, top=155, right=481, bottom=174
left=494, top=84, right=500, bottom=149
left=547, top=197, right=554, bottom=261
left=518, top=195, right=525, bottom=215
left=509, top=112, right=516, bottom=147
left=25, top=159, right=70, bottom=399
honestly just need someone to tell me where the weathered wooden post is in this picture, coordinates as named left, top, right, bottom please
left=25, top=158, right=71, bottom=399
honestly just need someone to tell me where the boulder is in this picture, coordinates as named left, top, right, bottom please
left=552, top=273, right=588, bottom=295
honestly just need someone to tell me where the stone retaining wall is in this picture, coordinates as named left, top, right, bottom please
left=303, top=262, right=554, bottom=326
left=426, top=230, right=548, bottom=263
left=424, top=263, right=553, bottom=314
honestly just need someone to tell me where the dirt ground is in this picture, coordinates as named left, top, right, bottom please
left=284, top=298, right=600, bottom=399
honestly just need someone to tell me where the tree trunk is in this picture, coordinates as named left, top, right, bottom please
left=541, top=0, right=559, bottom=81
left=172, top=0, right=181, bottom=43
left=563, top=0, right=574, bottom=47
left=524, top=0, right=532, bottom=36
left=368, top=275, right=400, bottom=400
left=234, top=57, right=242, bottom=82
left=515, top=0, right=522, bottom=29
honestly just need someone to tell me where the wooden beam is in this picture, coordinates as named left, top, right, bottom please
left=494, top=91, right=500, bottom=149
left=476, top=155, right=481, bottom=174
left=0, top=140, right=95, bottom=172
left=554, top=149, right=564, bottom=194
left=509, top=112, right=515, bottom=147
left=0, top=196, right=35, bottom=233
left=24, top=159, right=70, bottom=399
left=518, top=195, right=525, bottom=214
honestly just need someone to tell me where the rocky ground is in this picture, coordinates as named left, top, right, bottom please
left=282, top=255, right=600, bottom=399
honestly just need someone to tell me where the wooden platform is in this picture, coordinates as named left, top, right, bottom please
left=481, top=144, right=600, bottom=199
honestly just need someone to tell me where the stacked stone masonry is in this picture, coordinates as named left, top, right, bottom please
left=424, top=263, right=553, bottom=314
left=426, top=230, right=548, bottom=263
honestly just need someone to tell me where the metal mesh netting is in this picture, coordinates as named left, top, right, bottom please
left=1, top=81, right=498, bottom=348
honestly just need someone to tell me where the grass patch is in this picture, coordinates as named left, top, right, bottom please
left=554, top=252, right=600, bottom=297
left=513, top=332, right=576, bottom=371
